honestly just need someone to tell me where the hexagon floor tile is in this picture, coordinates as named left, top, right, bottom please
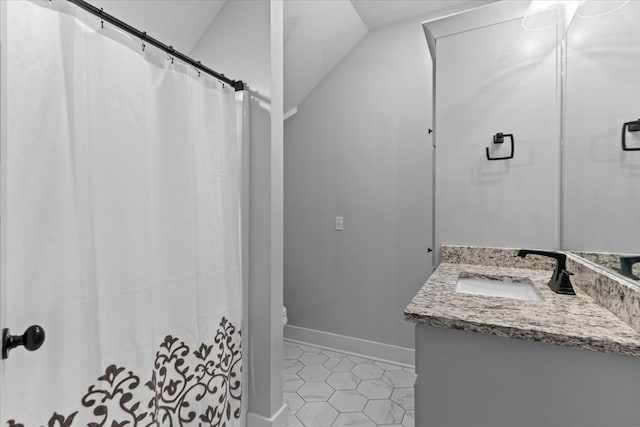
left=403, top=409, right=415, bottom=427
left=331, top=413, right=376, bottom=427
left=351, top=363, right=383, bottom=380
left=299, top=344, right=323, bottom=354
left=357, top=379, right=393, bottom=399
left=326, top=372, right=360, bottom=390
left=284, top=345, right=304, bottom=360
left=322, top=349, right=346, bottom=358
left=324, top=357, right=355, bottom=373
left=288, top=414, right=304, bottom=427
left=328, top=390, right=367, bottom=412
left=284, top=374, right=304, bottom=392
left=298, top=365, right=331, bottom=381
left=391, top=387, right=415, bottom=409
left=297, top=402, right=339, bottom=427
left=284, top=359, right=304, bottom=375
left=381, top=369, right=416, bottom=388
left=374, top=360, right=403, bottom=371
left=285, top=392, right=306, bottom=413
left=363, top=400, right=405, bottom=424
left=298, top=380, right=335, bottom=402
left=283, top=339, right=416, bottom=427
left=300, top=353, right=329, bottom=367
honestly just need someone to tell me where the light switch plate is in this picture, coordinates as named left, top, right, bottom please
left=335, top=216, right=344, bottom=231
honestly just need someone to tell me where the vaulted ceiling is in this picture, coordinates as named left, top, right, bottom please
left=86, top=0, right=496, bottom=110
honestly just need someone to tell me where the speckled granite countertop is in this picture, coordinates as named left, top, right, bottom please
left=404, top=247, right=640, bottom=358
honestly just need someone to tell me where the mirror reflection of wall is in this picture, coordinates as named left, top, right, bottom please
left=434, top=14, right=561, bottom=259
left=563, top=1, right=640, bottom=279
left=573, top=251, right=640, bottom=285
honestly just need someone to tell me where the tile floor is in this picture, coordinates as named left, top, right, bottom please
left=283, top=340, right=415, bottom=427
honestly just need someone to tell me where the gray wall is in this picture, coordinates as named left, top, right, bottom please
left=284, top=17, right=433, bottom=350
left=191, top=0, right=271, bottom=99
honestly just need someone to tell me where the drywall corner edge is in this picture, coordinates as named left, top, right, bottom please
left=422, top=24, right=435, bottom=62
left=422, top=1, right=529, bottom=43
left=0, top=9, right=7, bottom=422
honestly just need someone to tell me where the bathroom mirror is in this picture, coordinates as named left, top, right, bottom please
left=563, top=0, right=640, bottom=287
left=572, top=251, right=640, bottom=284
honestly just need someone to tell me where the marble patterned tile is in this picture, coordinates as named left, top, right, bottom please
left=347, top=355, right=373, bottom=364
left=289, top=414, right=304, bottom=427
left=284, top=374, right=304, bottom=392
left=297, top=402, right=339, bottom=427
left=402, top=409, right=415, bottom=427
left=328, top=390, right=368, bottom=412
left=390, top=388, right=414, bottom=410
left=285, top=345, right=304, bottom=360
left=299, top=365, right=331, bottom=381
left=363, top=400, right=405, bottom=424
left=300, top=353, right=329, bottom=366
left=331, top=413, right=376, bottom=427
left=323, top=357, right=343, bottom=370
left=324, top=357, right=355, bottom=372
left=381, top=369, right=416, bottom=388
left=298, top=380, right=335, bottom=402
left=351, top=363, right=383, bottom=380
left=284, top=359, right=304, bottom=375
left=299, top=344, right=323, bottom=354
left=285, top=392, right=305, bottom=413
left=403, top=366, right=415, bottom=376
left=374, top=361, right=403, bottom=371
left=284, top=341, right=418, bottom=427
left=326, top=372, right=361, bottom=390
left=322, top=349, right=346, bottom=358
left=357, top=379, right=393, bottom=399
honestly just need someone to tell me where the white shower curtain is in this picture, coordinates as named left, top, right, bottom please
left=2, top=1, right=244, bottom=425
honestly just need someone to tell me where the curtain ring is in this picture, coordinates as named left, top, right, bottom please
left=99, top=8, right=104, bottom=29
left=196, top=61, right=201, bottom=77
left=141, top=31, right=147, bottom=52
left=168, top=46, right=175, bottom=64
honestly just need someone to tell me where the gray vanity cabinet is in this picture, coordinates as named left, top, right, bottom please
left=414, top=325, right=640, bottom=427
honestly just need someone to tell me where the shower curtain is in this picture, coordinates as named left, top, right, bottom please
left=2, top=1, right=244, bottom=425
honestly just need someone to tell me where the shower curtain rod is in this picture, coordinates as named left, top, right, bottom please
left=65, top=0, right=245, bottom=91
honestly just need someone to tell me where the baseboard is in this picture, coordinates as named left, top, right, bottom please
left=247, top=404, right=288, bottom=427
left=284, top=324, right=415, bottom=367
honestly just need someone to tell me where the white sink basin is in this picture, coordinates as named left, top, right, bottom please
left=455, top=274, right=542, bottom=301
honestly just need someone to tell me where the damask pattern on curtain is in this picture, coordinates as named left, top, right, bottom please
left=3, top=1, right=243, bottom=425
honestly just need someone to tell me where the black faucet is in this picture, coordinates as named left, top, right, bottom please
left=517, top=249, right=575, bottom=295
left=620, top=256, right=640, bottom=280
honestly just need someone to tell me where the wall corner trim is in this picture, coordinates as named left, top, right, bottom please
left=284, top=107, right=298, bottom=121
left=284, top=325, right=415, bottom=367
left=247, top=404, right=288, bottom=427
